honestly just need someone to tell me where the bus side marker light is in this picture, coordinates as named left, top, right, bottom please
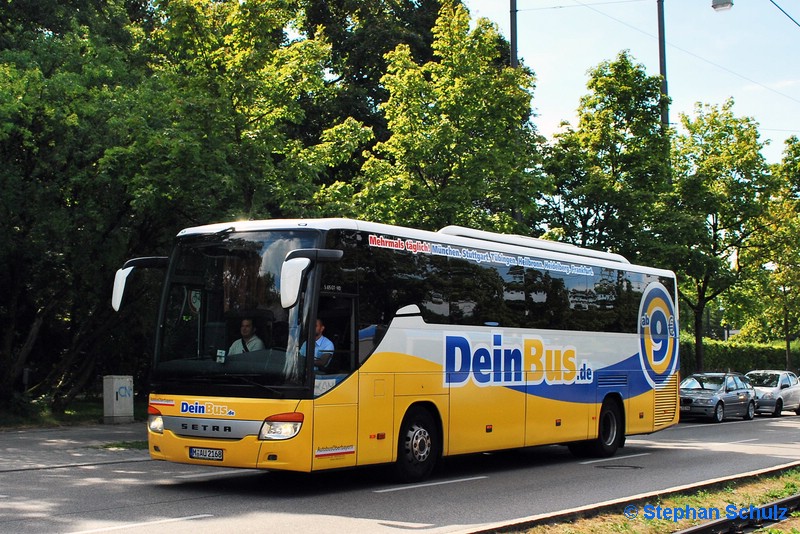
left=555, top=419, right=562, bottom=427
left=486, top=425, right=493, bottom=433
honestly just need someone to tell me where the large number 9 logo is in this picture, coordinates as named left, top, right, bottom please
left=638, top=282, right=678, bottom=388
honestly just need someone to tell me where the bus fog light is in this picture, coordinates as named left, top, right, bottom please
left=259, top=413, right=304, bottom=440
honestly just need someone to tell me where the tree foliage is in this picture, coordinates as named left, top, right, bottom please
left=320, top=1, right=543, bottom=232
left=0, top=0, right=794, bottom=412
left=542, top=51, right=669, bottom=263
left=667, top=99, right=772, bottom=371
left=729, top=136, right=800, bottom=368
left=0, top=0, right=152, bottom=408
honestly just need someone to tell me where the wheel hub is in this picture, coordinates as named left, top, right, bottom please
left=409, top=425, right=431, bottom=462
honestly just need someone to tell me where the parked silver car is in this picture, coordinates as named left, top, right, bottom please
left=745, top=370, right=800, bottom=416
left=679, top=372, right=756, bottom=423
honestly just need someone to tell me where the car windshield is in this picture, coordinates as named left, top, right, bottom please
left=680, top=375, right=724, bottom=391
left=747, top=372, right=779, bottom=388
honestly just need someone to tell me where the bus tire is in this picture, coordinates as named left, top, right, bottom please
left=395, top=406, right=438, bottom=483
left=586, top=399, right=623, bottom=457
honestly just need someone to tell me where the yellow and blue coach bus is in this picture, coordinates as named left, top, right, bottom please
left=112, top=218, right=679, bottom=481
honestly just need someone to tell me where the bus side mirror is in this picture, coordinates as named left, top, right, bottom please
left=112, top=267, right=135, bottom=311
left=280, top=248, right=342, bottom=309
left=280, top=257, right=311, bottom=309
left=111, top=256, right=168, bottom=311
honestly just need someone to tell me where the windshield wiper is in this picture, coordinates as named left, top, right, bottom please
left=223, top=374, right=287, bottom=397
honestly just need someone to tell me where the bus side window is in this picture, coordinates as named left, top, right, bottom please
left=358, top=324, right=387, bottom=363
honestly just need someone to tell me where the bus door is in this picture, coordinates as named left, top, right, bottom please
left=312, top=294, right=359, bottom=470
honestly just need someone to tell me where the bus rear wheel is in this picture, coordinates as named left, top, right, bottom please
left=568, top=400, right=623, bottom=458
left=395, top=407, right=438, bottom=483
left=588, top=400, right=623, bottom=457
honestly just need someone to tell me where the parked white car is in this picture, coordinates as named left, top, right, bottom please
left=745, top=370, right=800, bottom=416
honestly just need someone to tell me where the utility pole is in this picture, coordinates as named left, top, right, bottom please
left=510, top=0, right=518, bottom=68
left=657, top=0, right=669, bottom=130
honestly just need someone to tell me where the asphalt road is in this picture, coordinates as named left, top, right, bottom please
left=2, top=415, right=800, bottom=534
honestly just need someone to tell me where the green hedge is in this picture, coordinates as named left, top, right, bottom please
left=679, top=333, right=796, bottom=376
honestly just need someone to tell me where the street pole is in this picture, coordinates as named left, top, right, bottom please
left=657, top=0, right=669, bottom=130
left=510, top=0, right=518, bottom=68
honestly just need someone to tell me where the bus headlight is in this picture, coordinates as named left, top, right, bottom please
left=148, top=405, right=164, bottom=434
left=259, top=412, right=304, bottom=440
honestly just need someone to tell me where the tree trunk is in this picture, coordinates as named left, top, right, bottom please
left=693, top=307, right=705, bottom=373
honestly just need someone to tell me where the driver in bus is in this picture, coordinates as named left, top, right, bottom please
left=228, top=318, right=265, bottom=355
left=301, top=318, right=334, bottom=371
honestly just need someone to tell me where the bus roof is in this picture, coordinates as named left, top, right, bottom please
left=177, top=218, right=673, bottom=277
left=438, top=225, right=630, bottom=264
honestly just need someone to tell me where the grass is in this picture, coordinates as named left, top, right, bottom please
left=519, top=468, right=800, bottom=533
left=0, top=396, right=149, bottom=429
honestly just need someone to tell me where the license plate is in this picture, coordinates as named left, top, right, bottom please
left=189, top=447, right=223, bottom=461
left=680, top=406, right=690, bottom=411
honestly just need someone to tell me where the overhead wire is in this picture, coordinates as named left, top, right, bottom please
left=563, top=0, right=800, bottom=108
left=769, top=0, right=800, bottom=29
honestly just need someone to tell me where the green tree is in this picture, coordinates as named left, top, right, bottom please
left=668, top=99, right=772, bottom=372
left=730, top=136, right=800, bottom=370
left=321, top=1, right=543, bottom=232
left=0, top=0, right=374, bottom=412
left=300, top=0, right=441, bottom=143
left=112, top=0, right=372, bottom=222
left=0, top=0, right=153, bottom=410
left=541, top=51, right=669, bottom=263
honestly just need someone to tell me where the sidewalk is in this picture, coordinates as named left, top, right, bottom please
left=0, top=422, right=149, bottom=472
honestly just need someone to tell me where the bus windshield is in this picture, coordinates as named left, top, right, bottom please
left=153, top=230, right=319, bottom=395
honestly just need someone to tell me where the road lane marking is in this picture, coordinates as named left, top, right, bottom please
left=66, top=515, right=213, bottom=533
left=730, top=438, right=759, bottom=443
left=374, top=475, right=488, bottom=493
left=579, top=452, right=651, bottom=465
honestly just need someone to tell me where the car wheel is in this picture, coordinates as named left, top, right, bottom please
left=394, top=406, right=438, bottom=483
left=743, top=401, right=755, bottom=420
left=711, top=402, right=724, bottom=423
left=773, top=399, right=783, bottom=417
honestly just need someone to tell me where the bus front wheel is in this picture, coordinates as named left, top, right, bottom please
left=395, top=406, right=438, bottom=483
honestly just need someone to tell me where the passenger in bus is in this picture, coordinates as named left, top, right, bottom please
left=228, top=318, right=265, bottom=355
left=301, top=318, right=335, bottom=371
